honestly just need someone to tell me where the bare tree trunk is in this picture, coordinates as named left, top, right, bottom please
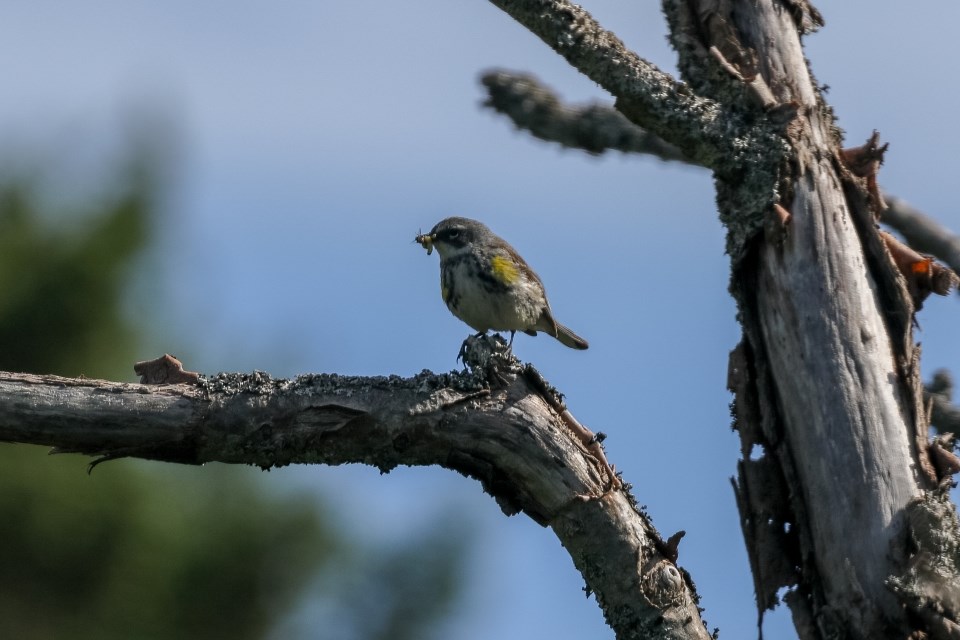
left=483, top=0, right=960, bottom=637
left=668, top=2, right=959, bottom=638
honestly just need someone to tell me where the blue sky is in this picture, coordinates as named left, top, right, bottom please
left=3, top=2, right=960, bottom=639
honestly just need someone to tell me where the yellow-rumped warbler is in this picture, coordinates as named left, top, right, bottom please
left=415, top=216, right=588, bottom=350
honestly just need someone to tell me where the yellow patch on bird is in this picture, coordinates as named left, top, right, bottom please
left=441, top=282, right=450, bottom=302
left=490, top=255, right=520, bottom=285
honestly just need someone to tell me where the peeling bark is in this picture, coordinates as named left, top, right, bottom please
left=656, top=0, right=960, bottom=637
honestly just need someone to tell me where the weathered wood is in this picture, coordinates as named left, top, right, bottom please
left=0, top=367, right=712, bottom=640
left=656, top=0, right=960, bottom=637
left=739, top=4, right=926, bottom=636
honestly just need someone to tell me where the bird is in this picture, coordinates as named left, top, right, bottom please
left=415, top=216, right=588, bottom=350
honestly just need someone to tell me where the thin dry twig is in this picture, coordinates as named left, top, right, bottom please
left=884, top=195, right=960, bottom=281
left=481, top=70, right=690, bottom=162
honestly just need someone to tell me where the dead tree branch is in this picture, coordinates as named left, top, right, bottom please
left=486, top=0, right=746, bottom=169
left=0, top=361, right=712, bottom=640
left=927, top=370, right=960, bottom=435
left=884, top=195, right=960, bottom=281
left=480, top=70, right=690, bottom=162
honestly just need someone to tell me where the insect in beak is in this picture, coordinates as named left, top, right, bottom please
left=414, top=229, right=435, bottom=255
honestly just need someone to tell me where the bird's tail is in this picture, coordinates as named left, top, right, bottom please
left=554, top=322, right=589, bottom=350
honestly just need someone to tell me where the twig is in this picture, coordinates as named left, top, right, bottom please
left=486, top=0, right=731, bottom=168
left=926, top=370, right=960, bottom=436
left=480, top=70, right=691, bottom=162
left=883, top=195, right=960, bottom=283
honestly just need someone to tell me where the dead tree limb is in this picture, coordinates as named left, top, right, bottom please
left=480, top=70, right=690, bottom=162
left=479, top=70, right=960, bottom=286
left=485, top=0, right=757, bottom=170
left=883, top=195, right=960, bottom=280
left=0, top=360, right=712, bottom=640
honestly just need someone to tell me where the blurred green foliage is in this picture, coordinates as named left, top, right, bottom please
left=0, top=452, right=334, bottom=640
left=0, top=150, right=335, bottom=639
left=0, top=171, right=144, bottom=378
left=305, top=521, right=469, bottom=640
left=0, top=142, right=468, bottom=639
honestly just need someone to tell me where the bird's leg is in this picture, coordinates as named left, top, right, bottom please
left=508, top=330, right=516, bottom=348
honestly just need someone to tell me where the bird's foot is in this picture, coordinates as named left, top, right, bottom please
left=457, top=333, right=519, bottom=385
left=457, top=332, right=487, bottom=364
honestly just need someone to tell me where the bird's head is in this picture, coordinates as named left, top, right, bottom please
left=415, top=216, right=487, bottom=259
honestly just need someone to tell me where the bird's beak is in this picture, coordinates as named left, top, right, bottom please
left=415, top=231, right=435, bottom=255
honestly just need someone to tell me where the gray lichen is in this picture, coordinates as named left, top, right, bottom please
left=887, top=493, right=960, bottom=630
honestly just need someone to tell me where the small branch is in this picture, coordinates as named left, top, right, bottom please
left=0, top=366, right=712, bottom=640
left=878, top=231, right=958, bottom=309
left=841, top=131, right=889, bottom=212
left=927, top=370, right=960, bottom=437
left=480, top=70, right=692, bottom=163
left=883, top=195, right=960, bottom=283
left=486, top=0, right=731, bottom=167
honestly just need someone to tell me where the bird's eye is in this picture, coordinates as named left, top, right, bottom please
left=448, top=229, right=461, bottom=239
